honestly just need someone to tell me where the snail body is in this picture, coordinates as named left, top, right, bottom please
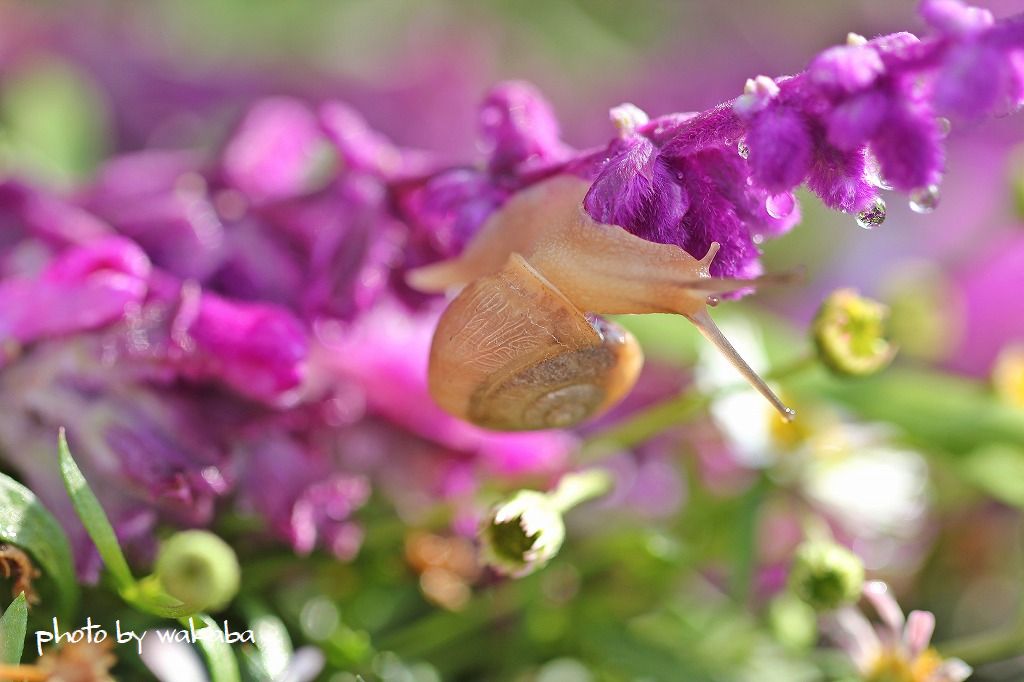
left=409, top=175, right=793, bottom=430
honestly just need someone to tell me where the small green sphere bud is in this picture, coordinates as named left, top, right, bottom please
left=480, top=491, right=565, bottom=578
left=788, top=541, right=864, bottom=612
left=812, top=289, right=896, bottom=377
left=155, top=530, right=241, bottom=612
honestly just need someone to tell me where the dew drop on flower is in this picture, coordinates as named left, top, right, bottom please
left=737, top=138, right=750, bottom=159
left=855, top=197, right=886, bottom=229
left=937, top=117, right=951, bottom=138
left=765, top=192, right=795, bottom=219
left=909, top=185, right=940, bottom=214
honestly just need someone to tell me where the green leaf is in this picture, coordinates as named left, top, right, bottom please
left=123, top=577, right=196, bottom=619
left=245, top=602, right=293, bottom=679
left=0, top=592, right=28, bottom=664
left=182, top=615, right=241, bottom=682
left=57, top=428, right=134, bottom=591
left=0, top=55, right=109, bottom=185
left=961, top=445, right=1024, bottom=507
left=0, top=472, right=78, bottom=620
left=812, top=369, right=1024, bottom=455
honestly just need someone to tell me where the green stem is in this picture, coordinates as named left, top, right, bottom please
left=730, top=474, right=767, bottom=605
left=939, top=621, right=1024, bottom=666
left=547, top=469, right=614, bottom=513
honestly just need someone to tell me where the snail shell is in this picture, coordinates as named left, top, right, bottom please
left=428, top=253, right=642, bottom=431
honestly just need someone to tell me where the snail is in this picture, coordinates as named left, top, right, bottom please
left=407, top=174, right=794, bottom=431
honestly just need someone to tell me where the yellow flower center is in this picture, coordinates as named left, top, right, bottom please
left=865, top=648, right=942, bottom=682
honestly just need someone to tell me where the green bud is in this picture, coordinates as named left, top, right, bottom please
left=812, top=289, right=896, bottom=377
left=155, top=530, right=241, bottom=612
left=479, top=491, right=565, bottom=577
left=788, top=541, right=864, bottom=612
left=883, top=263, right=961, bottom=362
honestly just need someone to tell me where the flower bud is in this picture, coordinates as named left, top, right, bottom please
left=812, top=289, right=896, bottom=376
left=788, top=540, right=865, bottom=612
left=155, top=530, right=241, bottom=612
left=479, top=491, right=565, bottom=578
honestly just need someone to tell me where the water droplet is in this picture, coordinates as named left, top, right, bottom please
left=909, top=184, right=940, bottom=214
left=937, top=117, right=951, bottom=138
left=737, top=138, right=750, bottom=159
left=856, top=197, right=887, bottom=229
left=765, top=192, right=795, bottom=219
left=864, top=152, right=892, bottom=190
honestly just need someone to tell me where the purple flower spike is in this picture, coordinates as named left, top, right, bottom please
left=479, top=81, right=569, bottom=175
left=583, top=136, right=689, bottom=243
left=745, top=108, right=813, bottom=193
left=171, top=287, right=310, bottom=405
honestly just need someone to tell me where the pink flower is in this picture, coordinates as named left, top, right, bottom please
left=829, top=581, right=972, bottom=682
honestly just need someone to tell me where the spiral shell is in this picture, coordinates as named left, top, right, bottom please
left=427, top=253, right=643, bottom=431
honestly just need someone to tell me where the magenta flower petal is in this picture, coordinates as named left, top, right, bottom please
left=174, top=288, right=310, bottom=405
left=826, top=90, right=890, bottom=151
left=221, top=97, right=331, bottom=203
left=810, top=45, right=886, bottom=93
left=677, top=150, right=762, bottom=279
left=935, top=42, right=1018, bottom=120
left=807, top=146, right=878, bottom=213
left=84, top=151, right=226, bottom=282
left=400, top=168, right=508, bottom=256
left=319, top=100, right=423, bottom=178
left=0, top=237, right=150, bottom=346
left=870, top=101, right=944, bottom=191
left=919, top=0, right=994, bottom=37
left=583, top=137, right=689, bottom=242
left=479, top=81, right=568, bottom=175
left=323, top=304, right=576, bottom=476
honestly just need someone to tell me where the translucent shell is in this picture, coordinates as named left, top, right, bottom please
left=428, top=253, right=643, bottom=430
